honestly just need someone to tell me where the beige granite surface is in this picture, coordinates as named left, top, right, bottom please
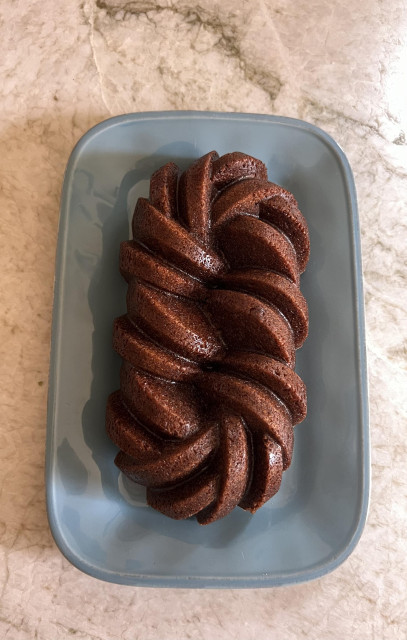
left=1, top=0, right=407, bottom=638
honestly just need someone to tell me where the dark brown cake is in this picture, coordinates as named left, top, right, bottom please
left=106, top=151, right=310, bottom=524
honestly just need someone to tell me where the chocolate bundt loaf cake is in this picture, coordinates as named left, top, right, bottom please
left=106, top=151, right=310, bottom=524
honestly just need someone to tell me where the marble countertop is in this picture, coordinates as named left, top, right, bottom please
left=1, top=1, right=406, bottom=638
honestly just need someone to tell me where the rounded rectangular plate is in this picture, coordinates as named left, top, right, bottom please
left=46, top=111, right=369, bottom=587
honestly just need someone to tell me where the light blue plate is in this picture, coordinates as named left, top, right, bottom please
left=46, top=111, right=369, bottom=587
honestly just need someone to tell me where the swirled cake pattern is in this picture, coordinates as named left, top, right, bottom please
left=106, top=151, right=310, bottom=524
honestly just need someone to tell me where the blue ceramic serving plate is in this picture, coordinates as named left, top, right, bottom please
left=46, top=111, right=369, bottom=587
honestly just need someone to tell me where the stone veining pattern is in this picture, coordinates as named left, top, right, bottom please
left=0, top=0, right=406, bottom=638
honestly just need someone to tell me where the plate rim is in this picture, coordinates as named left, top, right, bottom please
left=46, top=110, right=370, bottom=588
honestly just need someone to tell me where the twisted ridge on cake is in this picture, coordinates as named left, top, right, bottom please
left=106, top=151, right=310, bottom=524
